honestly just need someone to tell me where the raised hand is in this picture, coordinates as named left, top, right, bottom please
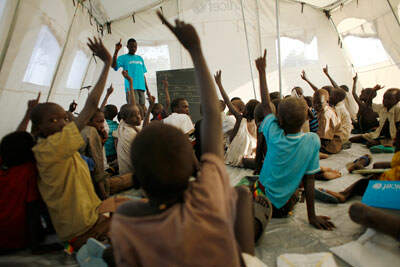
left=301, top=70, right=307, bottom=81
left=87, top=37, right=111, bottom=63
left=353, top=73, right=358, bottom=83
left=162, top=76, right=168, bottom=88
left=106, top=84, right=114, bottom=95
left=122, top=70, right=132, bottom=83
left=214, top=70, right=222, bottom=86
left=373, top=84, right=384, bottom=91
left=28, top=92, right=41, bottom=112
left=148, top=95, right=156, bottom=106
left=115, top=38, right=122, bottom=51
left=323, top=64, right=328, bottom=74
left=255, top=49, right=267, bottom=72
left=157, top=11, right=200, bottom=51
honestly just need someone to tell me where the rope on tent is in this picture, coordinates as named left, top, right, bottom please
left=324, top=10, right=356, bottom=74
left=46, top=4, right=80, bottom=102
left=240, top=0, right=257, bottom=99
left=386, top=0, right=400, bottom=28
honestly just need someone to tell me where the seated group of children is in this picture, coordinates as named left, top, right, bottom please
left=1, top=12, right=399, bottom=267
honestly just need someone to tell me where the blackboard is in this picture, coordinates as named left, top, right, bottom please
left=156, top=68, right=201, bottom=123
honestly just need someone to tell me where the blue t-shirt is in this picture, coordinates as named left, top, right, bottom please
left=114, top=54, right=147, bottom=91
left=259, top=114, right=321, bottom=208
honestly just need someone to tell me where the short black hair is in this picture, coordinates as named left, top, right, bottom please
left=278, top=97, right=307, bottom=134
left=231, top=97, right=242, bottom=102
left=89, top=108, right=103, bottom=122
left=244, top=99, right=260, bottom=120
left=269, top=92, right=281, bottom=100
left=130, top=122, right=195, bottom=202
left=340, top=85, right=349, bottom=92
left=0, top=131, right=35, bottom=168
left=104, top=105, right=118, bottom=120
left=304, top=96, right=313, bottom=108
left=127, top=38, right=136, bottom=44
left=171, top=98, right=187, bottom=113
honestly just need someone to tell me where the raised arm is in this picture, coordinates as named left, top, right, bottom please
left=122, top=70, right=136, bottom=106
left=162, top=77, right=171, bottom=114
left=352, top=73, right=362, bottom=107
left=17, top=92, right=41, bottom=132
left=303, top=174, right=335, bottom=230
left=255, top=49, right=272, bottom=116
left=75, top=37, right=111, bottom=131
left=322, top=65, right=340, bottom=89
left=100, top=84, right=114, bottom=111
left=301, top=70, right=318, bottom=92
left=214, top=70, right=241, bottom=119
left=111, top=39, right=122, bottom=70
left=143, top=94, right=155, bottom=127
left=158, top=12, right=223, bottom=158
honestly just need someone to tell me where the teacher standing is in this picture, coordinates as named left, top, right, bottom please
left=112, top=38, right=148, bottom=109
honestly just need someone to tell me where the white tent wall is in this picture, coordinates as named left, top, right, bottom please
left=0, top=0, right=399, bottom=138
left=331, top=0, right=400, bottom=102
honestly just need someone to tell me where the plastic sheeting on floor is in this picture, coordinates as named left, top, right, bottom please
left=0, top=144, right=396, bottom=266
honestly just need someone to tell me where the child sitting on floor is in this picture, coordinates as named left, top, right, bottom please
left=214, top=70, right=259, bottom=167
left=151, top=77, right=170, bottom=121
left=29, top=37, right=129, bottom=250
left=314, top=88, right=344, bottom=154
left=350, top=88, right=400, bottom=147
left=111, top=13, right=268, bottom=267
left=252, top=49, right=334, bottom=230
left=351, top=74, right=381, bottom=133
left=103, top=104, right=119, bottom=163
left=116, top=71, right=153, bottom=175
left=162, top=97, right=194, bottom=135
left=0, top=131, right=49, bottom=254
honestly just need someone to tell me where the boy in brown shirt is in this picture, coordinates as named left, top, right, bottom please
left=111, top=12, right=266, bottom=267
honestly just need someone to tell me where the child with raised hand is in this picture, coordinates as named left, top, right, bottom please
left=111, top=12, right=267, bottom=267
left=29, top=37, right=126, bottom=250
left=254, top=49, right=334, bottom=229
left=150, top=77, right=170, bottom=121
left=351, top=87, right=400, bottom=147
left=322, top=64, right=358, bottom=121
left=116, top=70, right=153, bottom=175
left=214, top=70, right=259, bottom=166
left=351, top=73, right=380, bottom=133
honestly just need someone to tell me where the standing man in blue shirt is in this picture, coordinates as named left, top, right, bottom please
left=112, top=38, right=148, bottom=109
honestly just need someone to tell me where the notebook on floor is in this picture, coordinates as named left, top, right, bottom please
left=362, top=180, right=400, bottom=210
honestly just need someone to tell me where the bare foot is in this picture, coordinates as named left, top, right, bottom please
left=318, top=188, right=346, bottom=203
left=346, top=154, right=372, bottom=173
left=323, top=170, right=342, bottom=180
left=320, top=152, right=329, bottom=159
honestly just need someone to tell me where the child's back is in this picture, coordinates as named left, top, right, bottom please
left=259, top=112, right=320, bottom=209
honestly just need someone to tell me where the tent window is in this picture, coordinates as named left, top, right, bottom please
left=343, top=36, right=389, bottom=68
left=23, top=25, right=61, bottom=86
left=66, top=50, right=89, bottom=89
left=279, top=36, right=318, bottom=67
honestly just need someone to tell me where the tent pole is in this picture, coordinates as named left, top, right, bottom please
left=386, top=0, right=400, bottom=28
left=256, top=0, right=262, bottom=56
left=0, top=0, right=21, bottom=78
left=46, top=4, right=79, bottom=102
left=240, top=0, right=257, bottom=99
left=275, top=0, right=282, bottom=98
left=77, top=56, right=93, bottom=101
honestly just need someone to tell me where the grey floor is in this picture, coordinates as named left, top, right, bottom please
left=0, top=143, right=394, bottom=266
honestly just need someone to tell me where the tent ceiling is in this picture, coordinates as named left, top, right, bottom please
left=84, top=0, right=349, bottom=25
